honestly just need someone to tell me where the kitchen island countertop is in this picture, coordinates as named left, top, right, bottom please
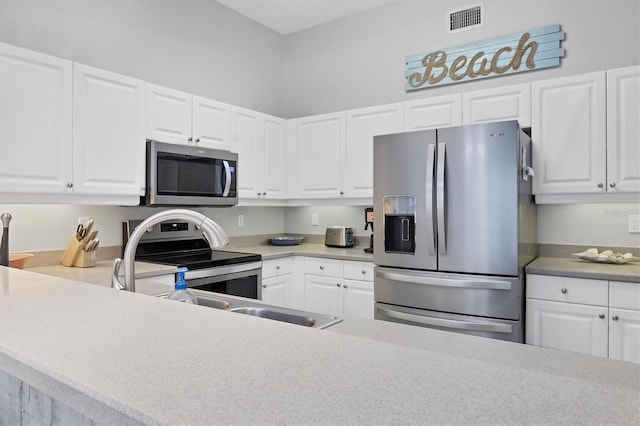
left=1, top=266, right=639, bottom=424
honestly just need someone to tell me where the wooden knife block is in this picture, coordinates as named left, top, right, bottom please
left=60, top=235, right=96, bottom=267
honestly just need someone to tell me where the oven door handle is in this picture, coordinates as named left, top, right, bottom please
left=376, top=306, right=513, bottom=334
left=376, top=270, right=512, bottom=290
left=222, top=160, right=231, bottom=197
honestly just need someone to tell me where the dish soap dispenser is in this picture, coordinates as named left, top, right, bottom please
left=168, top=267, right=198, bottom=305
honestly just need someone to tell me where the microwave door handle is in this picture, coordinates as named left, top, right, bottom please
left=376, top=306, right=513, bottom=334
left=426, top=143, right=436, bottom=255
left=222, top=160, right=231, bottom=197
left=436, top=142, right=446, bottom=255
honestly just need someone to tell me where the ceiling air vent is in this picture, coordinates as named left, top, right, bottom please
left=448, top=2, right=484, bottom=33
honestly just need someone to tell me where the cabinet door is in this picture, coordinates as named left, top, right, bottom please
left=343, top=279, right=374, bottom=319
left=262, top=275, right=291, bottom=307
left=304, top=275, right=342, bottom=315
left=297, top=112, right=346, bottom=198
left=146, top=83, right=192, bottom=145
left=263, top=115, right=286, bottom=199
left=0, top=43, right=72, bottom=193
left=73, top=64, right=145, bottom=195
left=404, top=94, right=462, bottom=131
left=345, top=104, right=403, bottom=198
left=609, top=308, right=640, bottom=364
left=526, top=299, right=608, bottom=357
left=232, top=106, right=263, bottom=199
left=531, top=72, right=606, bottom=194
left=462, top=84, right=531, bottom=127
left=192, top=96, right=230, bottom=150
left=607, top=66, right=640, bottom=193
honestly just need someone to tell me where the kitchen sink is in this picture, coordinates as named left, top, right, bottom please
left=154, top=291, right=341, bottom=329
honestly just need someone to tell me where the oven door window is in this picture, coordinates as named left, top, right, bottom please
left=188, top=270, right=260, bottom=300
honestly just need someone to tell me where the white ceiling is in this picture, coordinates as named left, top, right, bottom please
left=216, top=0, right=401, bottom=35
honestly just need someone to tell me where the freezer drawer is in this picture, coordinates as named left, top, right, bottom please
left=374, top=266, right=524, bottom=320
left=375, top=302, right=523, bottom=343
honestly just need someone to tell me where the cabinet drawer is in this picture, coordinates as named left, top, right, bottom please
left=262, top=257, right=292, bottom=279
left=527, top=275, right=608, bottom=306
left=610, top=281, right=640, bottom=310
left=343, top=261, right=374, bottom=281
left=304, top=257, right=343, bottom=277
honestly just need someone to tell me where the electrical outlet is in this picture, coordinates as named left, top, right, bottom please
left=311, top=212, right=319, bottom=226
left=629, top=215, right=640, bottom=233
left=78, top=216, right=89, bottom=225
left=237, top=214, right=244, bottom=227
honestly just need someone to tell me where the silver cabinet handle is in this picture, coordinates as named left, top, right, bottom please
left=426, top=143, right=436, bottom=255
left=561, top=288, right=568, bottom=294
left=376, top=306, right=513, bottom=334
left=436, top=142, right=446, bottom=255
left=598, top=314, right=605, bottom=319
left=597, top=183, right=604, bottom=188
left=609, top=182, right=616, bottom=188
left=376, top=270, right=511, bottom=290
left=612, top=315, right=619, bottom=321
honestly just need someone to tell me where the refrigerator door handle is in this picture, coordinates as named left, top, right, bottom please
left=426, top=143, right=436, bottom=254
left=436, top=142, right=446, bottom=255
left=376, top=306, right=513, bottom=334
left=376, top=270, right=512, bottom=290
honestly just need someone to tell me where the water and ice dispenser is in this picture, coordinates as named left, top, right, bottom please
left=383, top=195, right=416, bottom=254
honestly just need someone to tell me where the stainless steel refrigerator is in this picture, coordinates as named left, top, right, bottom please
left=373, top=120, right=537, bottom=342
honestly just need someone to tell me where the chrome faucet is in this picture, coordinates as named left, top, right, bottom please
left=111, top=209, right=229, bottom=292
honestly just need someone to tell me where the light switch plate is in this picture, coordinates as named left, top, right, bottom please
left=311, top=212, right=319, bottom=226
left=629, top=215, right=640, bottom=233
left=237, top=214, right=244, bottom=227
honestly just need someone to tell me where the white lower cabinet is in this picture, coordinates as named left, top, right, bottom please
left=304, top=258, right=374, bottom=319
left=526, top=274, right=640, bottom=363
left=261, top=257, right=293, bottom=306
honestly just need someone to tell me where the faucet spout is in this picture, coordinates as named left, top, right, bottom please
left=112, top=209, right=229, bottom=292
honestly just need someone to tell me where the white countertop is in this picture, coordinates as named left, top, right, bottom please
left=1, top=265, right=639, bottom=424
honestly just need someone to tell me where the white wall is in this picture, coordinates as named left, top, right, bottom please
left=2, top=205, right=285, bottom=252
left=0, top=0, right=284, bottom=116
left=281, top=0, right=640, bottom=117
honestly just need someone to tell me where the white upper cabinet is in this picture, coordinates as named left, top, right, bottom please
left=345, top=103, right=404, bottom=198
left=73, top=64, right=145, bottom=196
left=462, top=83, right=531, bottom=127
left=607, top=65, right=640, bottom=194
left=532, top=71, right=607, bottom=196
left=296, top=112, right=346, bottom=199
left=0, top=42, right=72, bottom=194
left=231, top=106, right=286, bottom=200
left=404, top=94, right=462, bottom=131
left=192, top=96, right=231, bottom=150
left=147, top=83, right=231, bottom=150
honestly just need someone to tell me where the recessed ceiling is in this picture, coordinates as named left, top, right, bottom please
left=216, top=0, right=401, bottom=35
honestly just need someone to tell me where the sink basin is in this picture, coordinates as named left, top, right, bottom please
left=230, top=307, right=316, bottom=327
left=154, top=291, right=341, bottom=329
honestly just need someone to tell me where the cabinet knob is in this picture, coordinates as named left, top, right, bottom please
left=339, top=191, right=344, bottom=195
left=560, top=287, right=568, bottom=294
left=263, top=192, right=267, bottom=196
left=598, top=314, right=605, bottom=319
left=609, top=182, right=616, bottom=188
left=66, top=182, right=73, bottom=188
left=597, top=183, right=604, bottom=188
left=188, top=137, right=193, bottom=143
left=319, top=266, right=324, bottom=270
left=262, top=284, right=267, bottom=288
left=344, top=284, right=348, bottom=289
left=275, top=265, right=280, bottom=270
left=195, top=138, right=200, bottom=144
left=361, top=270, right=367, bottom=275
left=336, top=283, right=342, bottom=287
left=612, top=315, right=619, bottom=321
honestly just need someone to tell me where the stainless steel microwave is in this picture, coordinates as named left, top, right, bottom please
left=142, top=140, right=238, bottom=207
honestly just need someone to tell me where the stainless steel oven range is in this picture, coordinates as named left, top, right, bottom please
left=123, top=219, right=262, bottom=299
